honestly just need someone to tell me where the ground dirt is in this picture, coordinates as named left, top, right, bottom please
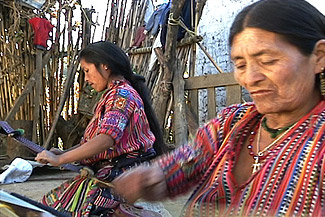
left=0, top=166, right=189, bottom=217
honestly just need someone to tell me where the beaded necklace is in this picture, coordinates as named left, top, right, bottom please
left=261, top=117, right=295, bottom=138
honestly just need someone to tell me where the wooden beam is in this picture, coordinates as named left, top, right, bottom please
left=197, top=42, right=224, bottom=73
left=5, top=52, right=51, bottom=121
left=152, top=0, right=187, bottom=127
left=185, top=73, right=238, bottom=90
left=186, top=104, right=199, bottom=138
left=127, top=35, right=203, bottom=55
left=189, top=89, right=198, bottom=121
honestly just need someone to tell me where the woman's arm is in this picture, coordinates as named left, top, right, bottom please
left=112, top=163, right=168, bottom=203
left=49, top=144, right=81, bottom=155
left=35, top=134, right=113, bottom=166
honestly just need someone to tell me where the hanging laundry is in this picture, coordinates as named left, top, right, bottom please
left=144, top=0, right=154, bottom=25
left=144, top=2, right=171, bottom=36
left=28, top=17, right=54, bottom=50
left=148, top=30, right=163, bottom=71
left=131, top=26, right=147, bottom=48
left=153, top=0, right=169, bottom=8
left=160, top=0, right=194, bottom=48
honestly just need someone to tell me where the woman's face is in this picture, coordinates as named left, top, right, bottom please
left=231, top=28, right=320, bottom=115
left=80, top=59, right=110, bottom=92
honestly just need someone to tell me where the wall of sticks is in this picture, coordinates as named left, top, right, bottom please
left=0, top=0, right=240, bottom=150
left=0, top=0, right=90, bottom=148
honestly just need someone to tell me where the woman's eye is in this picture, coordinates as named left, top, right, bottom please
left=261, top=59, right=278, bottom=65
left=235, top=64, right=246, bottom=69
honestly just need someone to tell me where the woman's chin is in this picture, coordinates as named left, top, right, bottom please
left=254, top=103, right=276, bottom=115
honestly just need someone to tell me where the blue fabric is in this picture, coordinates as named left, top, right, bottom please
left=145, top=3, right=170, bottom=36
left=144, top=0, right=154, bottom=25
left=160, top=0, right=194, bottom=48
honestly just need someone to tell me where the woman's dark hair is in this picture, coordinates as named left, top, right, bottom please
left=79, top=41, right=167, bottom=155
left=229, top=0, right=325, bottom=55
left=229, top=0, right=325, bottom=89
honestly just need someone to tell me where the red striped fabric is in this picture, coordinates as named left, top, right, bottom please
left=41, top=79, right=156, bottom=216
left=158, top=100, right=324, bottom=216
left=80, top=79, right=155, bottom=165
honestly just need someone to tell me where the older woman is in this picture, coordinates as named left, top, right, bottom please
left=113, top=0, right=325, bottom=216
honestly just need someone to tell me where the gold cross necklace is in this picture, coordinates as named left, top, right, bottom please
left=252, top=119, right=297, bottom=173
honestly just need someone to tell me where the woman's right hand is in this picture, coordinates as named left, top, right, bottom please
left=35, top=150, right=62, bottom=167
left=49, top=147, right=65, bottom=155
left=112, top=164, right=168, bottom=204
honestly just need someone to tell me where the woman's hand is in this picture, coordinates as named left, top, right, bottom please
left=49, top=147, right=65, bottom=155
left=35, top=150, right=62, bottom=167
left=112, top=164, right=168, bottom=204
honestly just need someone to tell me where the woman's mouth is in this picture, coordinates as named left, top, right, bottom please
left=250, top=89, right=273, bottom=97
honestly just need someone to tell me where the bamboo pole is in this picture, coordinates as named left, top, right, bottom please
left=197, top=42, right=224, bottom=73
left=0, top=75, right=4, bottom=119
left=17, top=43, right=25, bottom=120
left=101, top=0, right=111, bottom=41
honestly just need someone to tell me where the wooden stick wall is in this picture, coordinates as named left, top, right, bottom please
left=0, top=0, right=88, bottom=147
left=0, top=0, right=211, bottom=148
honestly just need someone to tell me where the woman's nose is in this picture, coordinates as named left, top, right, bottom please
left=244, top=63, right=265, bottom=86
left=84, top=74, right=89, bottom=82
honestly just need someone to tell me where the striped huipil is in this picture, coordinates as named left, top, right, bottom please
left=158, top=100, right=324, bottom=217
left=42, top=79, right=156, bottom=217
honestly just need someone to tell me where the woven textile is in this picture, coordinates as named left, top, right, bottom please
left=42, top=79, right=156, bottom=217
left=158, top=100, right=325, bottom=217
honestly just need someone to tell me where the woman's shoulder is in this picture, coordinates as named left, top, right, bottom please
left=104, top=80, right=138, bottom=100
left=219, top=102, right=256, bottom=116
left=203, top=102, right=257, bottom=129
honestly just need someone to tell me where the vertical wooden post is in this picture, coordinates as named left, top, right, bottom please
left=32, top=49, right=43, bottom=143
left=173, top=60, right=188, bottom=146
left=152, top=0, right=187, bottom=126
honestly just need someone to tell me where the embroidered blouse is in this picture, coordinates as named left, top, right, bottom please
left=80, top=79, right=155, bottom=165
left=158, top=100, right=325, bottom=216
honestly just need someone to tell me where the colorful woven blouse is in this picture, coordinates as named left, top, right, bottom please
left=80, top=79, right=155, bottom=165
left=158, top=100, right=324, bottom=217
left=41, top=79, right=156, bottom=217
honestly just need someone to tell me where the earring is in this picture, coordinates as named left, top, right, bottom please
left=105, top=67, right=108, bottom=70
left=320, top=68, right=325, bottom=97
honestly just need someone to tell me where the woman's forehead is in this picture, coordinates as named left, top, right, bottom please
left=230, top=28, right=291, bottom=58
left=80, top=59, right=92, bottom=66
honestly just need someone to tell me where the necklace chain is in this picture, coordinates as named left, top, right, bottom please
left=251, top=118, right=297, bottom=173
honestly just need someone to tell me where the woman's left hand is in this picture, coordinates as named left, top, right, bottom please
left=35, top=150, right=61, bottom=167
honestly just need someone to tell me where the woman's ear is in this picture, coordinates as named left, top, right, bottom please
left=102, top=64, right=109, bottom=71
left=313, top=39, right=325, bottom=74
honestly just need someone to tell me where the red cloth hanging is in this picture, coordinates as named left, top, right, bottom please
left=131, top=26, right=146, bottom=48
left=28, top=17, right=54, bottom=50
